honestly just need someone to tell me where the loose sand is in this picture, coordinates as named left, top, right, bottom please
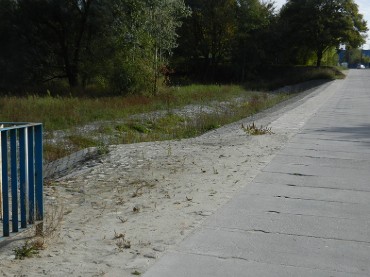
left=0, top=80, right=338, bottom=276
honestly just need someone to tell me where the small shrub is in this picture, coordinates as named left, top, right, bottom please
left=13, top=241, right=40, bottom=260
left=242, top=122, right=274, bottom=135
left=114, top=231, right=131, bottom=251
left=68, top=135, right=98, bottom=148
left=44, top=143, right=71, bottom=162
left=97, top=143, right=109, bottom=156
left=128, top=122, right=151, bottom=134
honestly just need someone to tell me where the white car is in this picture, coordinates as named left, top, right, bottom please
left=357, top=64, right=365, bottom=69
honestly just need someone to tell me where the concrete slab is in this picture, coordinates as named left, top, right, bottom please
left=243, top=182, right=370, bottom=205
left=207, top=192, right=370, bottom=220
left=176, top=227, right=370, bottom=275
left=144, top=251, right=367, bottom=277
left=262, top=160, right=370, bottom=178
left=253, top=171, right=370, bottom=191
left=282, top=140, right=370, bottom=154
left=268, top=154, right=370, bottom=169
left=278, top=146, right=370, bottom=160
left=204, top=208, right=370, bottom=243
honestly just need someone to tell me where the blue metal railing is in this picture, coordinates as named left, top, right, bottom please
left=1, top=122, right=43, bottom=239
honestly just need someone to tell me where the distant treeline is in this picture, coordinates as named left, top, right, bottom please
left=0, top=0, right=367, bottom=95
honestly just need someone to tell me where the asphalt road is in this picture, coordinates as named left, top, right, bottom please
left=143, top=69, right=370, bottom=277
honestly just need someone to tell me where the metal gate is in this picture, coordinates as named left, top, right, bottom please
left=1, top=123, right=43, bottom=240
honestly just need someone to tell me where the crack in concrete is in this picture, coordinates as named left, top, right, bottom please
left=255, top=180, right=370, bottom=193
left=263, top=171, right=315, bottom=177
left=171, top=250, right=366, bottom=275
left=279, top=153, right=370, bottom=163
left=207, top=227, right=370, bottom=245
left=288, top=172, right=314, bottom=177
left=274, top=195, right=360, bottom=205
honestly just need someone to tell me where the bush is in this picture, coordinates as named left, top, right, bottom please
left=109, top=60, right=153, bottom=95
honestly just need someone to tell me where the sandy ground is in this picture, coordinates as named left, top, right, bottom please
left=0, top=81, right=336, bottom=277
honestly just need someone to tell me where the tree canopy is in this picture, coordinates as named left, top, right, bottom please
left=279, top=0, right=368, bottom=67
left=0, top=0, right=368, bottom=94
left=0, top=0, right=189, bottom=94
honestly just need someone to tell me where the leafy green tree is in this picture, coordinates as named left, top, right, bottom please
left=22, top=0, right=113, bottom=88
left=232, top=0, right=276, bottom=81
left=344, top=48, right=370, bottom=65
left=279, top=0, right=368, bottom=67
left=111, top=0, right=190, bottom=94
left=0, top=0, right=117, bottom=91
left=175, top=0, right=238, bottom=80
left=0, top=0, right=188, bottom=94
left=174, top=0, right=279, bottom=82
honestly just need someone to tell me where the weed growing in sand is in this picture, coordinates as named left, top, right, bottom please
left=242, top=122, right=274, bottom=135
left=13, top=201, right=65, bottom=259
left=213, top=167, right=219, bottom=174
left=167, top=142, right=172, bottom=157
left=41, top=203, right=65, bottom=238
left=97, top=141, right=110, bottom=156
left=117, top=216, right=128, bottom=223
left=13, top=241, right=41, bottom=260
left=131, top=270, right=142, bottom=275
left=130, top=180, right=155, bottom=198
left=114, top=231, right=131, bottom=251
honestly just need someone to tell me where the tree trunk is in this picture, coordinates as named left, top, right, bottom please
left=67, top=69, right=79, bottom=88
left=316, top=49, right=323, bottom=67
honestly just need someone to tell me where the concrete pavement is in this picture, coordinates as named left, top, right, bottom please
left=143, top=70, right=370, bottom=277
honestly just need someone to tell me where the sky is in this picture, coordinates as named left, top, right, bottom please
left=273, top=0, right=370, bottom=49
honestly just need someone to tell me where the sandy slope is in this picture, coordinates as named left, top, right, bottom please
left=0, top=80, right=337, bottom=276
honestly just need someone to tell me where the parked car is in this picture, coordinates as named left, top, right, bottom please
left=357, top=64, right=365, bottom=69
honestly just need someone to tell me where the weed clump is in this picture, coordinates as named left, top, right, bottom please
left=114, top=231, right=131, bottom=251
left=242, top=122, right=274, bottom=135
left=13, top=241, right=41, bottom=260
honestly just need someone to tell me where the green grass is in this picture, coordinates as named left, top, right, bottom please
left=0, top=66, right=344, bottom=162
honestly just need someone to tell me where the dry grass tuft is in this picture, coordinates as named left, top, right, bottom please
left=242, top=122, right=274, bottom=135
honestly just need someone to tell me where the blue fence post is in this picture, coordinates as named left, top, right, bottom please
left=35, top=125, right=43, bottom=222
left=19, top=128, right=27, bottom=229
left=28, top=126, right=35, bottom=224
left=10, top=129, right=18, bottom=233
left=1, top=130, right=9, bottom=237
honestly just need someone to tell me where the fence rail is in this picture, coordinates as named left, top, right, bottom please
left=1, top=122, right=43, bottom=239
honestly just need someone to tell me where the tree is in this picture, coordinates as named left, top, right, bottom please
left=175, top=0, right=238, bottom=80
left=279, top=0, right=368, bottom=67
left=16, top=0, right=115, bottom=89
left=232, top=0, right=276, bottom=80
left=0, top=0, right=188, bottom=94
left=111, top=0, right=190, bottom=94
left=174, top=0, right=278, bottom=82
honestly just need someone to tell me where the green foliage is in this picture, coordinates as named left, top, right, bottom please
left=67, top=135, right=98, bottom=149
left=279, top=0, right=368, bottom=67
left=1, top=0, right=364, bottom=93
left=344, top=48, right=370, bottom=65
left=127, top=122, right=152, bottom=134
left=13, top=242, right=40, bottom=260
left=0, top=66, right=339, bottom=162
left=232, top=0, right=276, bottom=80
left=0, top=0, right=189, bottom=95
left=44, top=143, right=71, bottom=162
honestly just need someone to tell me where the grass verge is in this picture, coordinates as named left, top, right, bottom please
left=0, top=66, right=344, bottom=162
